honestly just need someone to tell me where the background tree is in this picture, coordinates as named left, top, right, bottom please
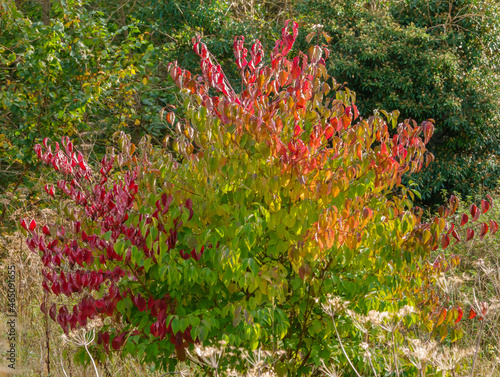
left=295, top=0, right=500, bottom=204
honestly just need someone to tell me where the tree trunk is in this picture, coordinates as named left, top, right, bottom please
left=41, top=0, right=50, bottom=25
left=119, top=0, right=129, bottom=38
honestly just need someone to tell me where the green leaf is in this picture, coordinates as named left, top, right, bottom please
left=144, top=258, right=152, bottom=273
left=103, top=231, right=112, bottom=241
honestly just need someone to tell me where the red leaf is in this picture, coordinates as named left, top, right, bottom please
left=455, top=307, right=463, bottom=324
left=362, top=207, right=373, bottom=220
left=423, top=121, right=434, bottom=144
left=446, top=223, right=455, bottom=235
left=294, top=124, right=302, bottom=137
left=42, top=281, right=50, bottom=292
left=352, top=103, right=359, bottom=120
left=466, top=228, right=474, bottom=241
left=29, top=219, right=37, bottom=231
left=471, top=204, right=480, bottom=222
left=34, top=144, right=42, bottom=158
left=469, top=308, right=477, bottom=319
left=135, top=294, right=147, bottom=312
left=481, top=199, right=490, bottom=214
left=479, top=223, right=489, bottom=240
left=44, top=184, right=55, bottom=197
left=42, top=225, right=51, bottom=236
left=179, top=250, right=190, bottom=260
left=441, top=234, right=450, bottom=249
left=470, top=204, right=477, bottom=218
left=331, top=117, right=341, bottom=132
left=51, top=282, right=60, bottom=295
left=101, top=331, right=110, bottom=346
left=381, top=143, right=388, bottom=155
left=490, top=220, right=498, bottom=235
left=460, top=214, right=469, bottom=226
left=20, top=218, right=28, bottom=231
left=150, top=321, right=161, bottom=338
left=451, top=229, right=461, bottom=244
left=49, top=304, right=57, bottom=321
left=111, top=333, right=125, bottom=350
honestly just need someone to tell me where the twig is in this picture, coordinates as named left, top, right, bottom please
left=60, top=349, right=70, bottom=377
left=470, top=316, right=485, bottom=377
left=83, top=331, right=100, bottom=377
left=331, top=315, right=363, bottom=377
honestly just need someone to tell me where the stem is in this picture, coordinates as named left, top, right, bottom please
left=366, top=347, right=378, bottom=377
left=332, top=315, right=362, bottom=377
left=293, top=279, right=313, bottom=362
left=392, top=331, right=400, bottom=377
left=84, top=336, right=100, bottom=377
left=126, top=260, right=155, bottom=298
left=470, top=318, right=486, bottom=377
left=44, top=290, right=51, bottom=375
left=487, top=360, right=498, bottom=377
left=60, top=349, right=69, bottom=377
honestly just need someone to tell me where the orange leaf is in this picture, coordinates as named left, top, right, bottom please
left=166, top=111, right=176, bottom=124
left=469, top=308, right=477, bottom=319
left=437, top=308, right=447, bottom=326
left=455, top=307, right=463, bottom=324
left=324, top=125, right=334, bottom=139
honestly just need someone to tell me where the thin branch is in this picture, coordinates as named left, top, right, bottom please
left=331, top=315, right=363, bottom=377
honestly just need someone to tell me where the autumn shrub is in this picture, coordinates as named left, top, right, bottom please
left=22, top=21, right=498, bottom=376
